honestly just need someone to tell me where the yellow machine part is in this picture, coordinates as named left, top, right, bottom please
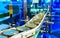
left=9, top=4, right=13, bottom=15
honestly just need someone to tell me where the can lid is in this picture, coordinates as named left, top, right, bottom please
left=0, top=35, right=7, bottom=38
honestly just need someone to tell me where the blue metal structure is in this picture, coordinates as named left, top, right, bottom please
left=49, top=0, right=60, bottom=38
left=51, top=0, right=60, bottom=32
left=11, top=0, right=25, bottom=26
left=37, top=0, right=60, bottom=38
left=18, top=0, right=25, bottom=26
left=9, top=0, right=24, bottom=26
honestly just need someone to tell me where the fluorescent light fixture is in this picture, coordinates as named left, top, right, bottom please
left=7, top=0, right=11, bottom=1
left=33, top=0, right=39, bottom=3
left=17, top=0, right=19, bottom=1
left=45, top=0, right=50, bottom=3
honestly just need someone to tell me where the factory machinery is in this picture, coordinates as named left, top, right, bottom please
left=0, top=8, right=50, bottom=38
left=0, top=1, right=53, bottom=38
left=0, top=0, right=60, bottom=38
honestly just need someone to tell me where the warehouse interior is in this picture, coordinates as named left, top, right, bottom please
left=0, top=0, right=60, bottom=38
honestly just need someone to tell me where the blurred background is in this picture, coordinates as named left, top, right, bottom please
left=0, top=0, right=60, bottom=38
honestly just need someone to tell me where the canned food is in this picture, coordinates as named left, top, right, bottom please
left=2, top=29, right=19, bottom=36
left=0, top=35, right=7, bottom=38
left=16, top=26, right=30, bottom=32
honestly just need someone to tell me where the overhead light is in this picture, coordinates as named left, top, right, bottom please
left=45, top=0, right=50, bottom=3
left=17, top=0, right=19, bottom=1
left=32, top=0, right=39, bottom=3
left=31, top=4, right=33, bottom=7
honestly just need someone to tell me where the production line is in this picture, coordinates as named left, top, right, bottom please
left=0, top=11, right=48, bottom=38
left=0, top=0, right=60, bottom=38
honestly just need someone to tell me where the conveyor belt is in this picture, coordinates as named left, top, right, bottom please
left=0, top=24, right=10, bottom=31
left=0, top=11, right=47, bottom=38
